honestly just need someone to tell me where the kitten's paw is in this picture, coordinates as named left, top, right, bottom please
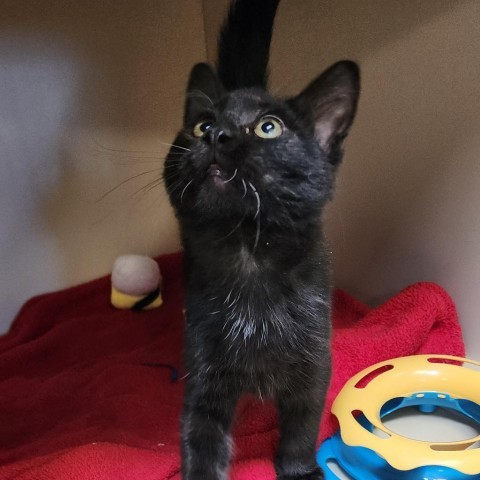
left=277, top=466, right=324, bottom=480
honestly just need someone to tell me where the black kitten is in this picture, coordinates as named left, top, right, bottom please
left=163, top=1, right=360, bottom=479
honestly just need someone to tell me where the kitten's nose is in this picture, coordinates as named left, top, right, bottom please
left=204, top=127, right=232, bottom=147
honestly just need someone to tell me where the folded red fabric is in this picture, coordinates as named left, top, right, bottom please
left=0, top=253, right=464, bottom=479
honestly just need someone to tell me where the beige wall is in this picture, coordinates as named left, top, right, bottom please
left=203, top=0, right=480, bottom=356
left=2, top=0, right=480, bottom=357
left=0, top=0, right=205, bottom=331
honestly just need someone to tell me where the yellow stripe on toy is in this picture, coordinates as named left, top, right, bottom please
left=111, top=286, right=163, bottom=310
left=111, top=255, right=163, bottom=310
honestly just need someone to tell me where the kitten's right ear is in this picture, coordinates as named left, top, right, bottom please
left=292, top=61, right=360, bottom=165
left=184, top=63, right=224, bottom=123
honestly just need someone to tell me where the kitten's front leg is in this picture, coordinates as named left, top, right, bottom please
left=181, top=378, right=238, bottom=480
left=274, top=383, right=327, bottom=480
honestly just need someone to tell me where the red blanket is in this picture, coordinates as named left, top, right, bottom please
left=0, top=253, right=464, bottom=479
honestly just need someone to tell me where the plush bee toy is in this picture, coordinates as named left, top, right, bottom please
left=111, top=255, right=163, bottom=310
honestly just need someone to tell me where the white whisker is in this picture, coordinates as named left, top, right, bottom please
left=167, top=178, right=186, bottom=195
left=158, top=141, right=191, bottom=152
left=180, top=180, right=193, bottom=203
left=215, top=214, right=246, bottom=242
left=254, top=217, right=261, bottom=251
left=248, top=181, right=261, bottom=250
left=186, top=89, right=214, bottom=105
left=96, top=168, right=163, bottom=202
left=93, top=139, right=190, bottom=154
left=133, top=177, right=164, bottom=196
left=223, top=168, right=238, bottom=183
left=241, top=178, right=247, bottom=199
left=248, top=182, right=261, bottom=220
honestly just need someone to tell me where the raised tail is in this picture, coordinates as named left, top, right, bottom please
left=217, top=0, right=280, bottom=91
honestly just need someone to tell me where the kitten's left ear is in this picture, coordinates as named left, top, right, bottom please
left=184, top=63, right=224, bottom=123
left=293, top=60, right=360, bottom=162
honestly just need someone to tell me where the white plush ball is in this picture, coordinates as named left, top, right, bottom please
left=111, top=255, right=161, bottom=296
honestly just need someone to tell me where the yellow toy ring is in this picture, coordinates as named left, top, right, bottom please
left=332, top=355, right=480, bottom=475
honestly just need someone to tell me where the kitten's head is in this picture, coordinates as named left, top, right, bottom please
left=164, top=60, right=359, bottom=229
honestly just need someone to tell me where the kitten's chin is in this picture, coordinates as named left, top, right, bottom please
left=210, top=175, right=228, bottom=190
left=193, top=182, right=243, bottom=220
left=182, top=164, right=245, bottom=218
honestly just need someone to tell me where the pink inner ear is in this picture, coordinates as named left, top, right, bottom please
left=315, top=120, right=335, bottom=149
left=293, top=61, right=360, bottom=153
left=314, top=103, right=351, bottom=149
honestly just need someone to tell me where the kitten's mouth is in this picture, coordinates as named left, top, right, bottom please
left=208, top=164, right=226, bottom=180
left=208, top=163, right=230, bottom=189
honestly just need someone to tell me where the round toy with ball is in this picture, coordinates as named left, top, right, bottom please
left=111, top=255, right=163, bottom=310
left=317, top=355, right=480, bottom=479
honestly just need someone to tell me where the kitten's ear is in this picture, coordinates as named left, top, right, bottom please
left=293, top=61, right=360, bottom=161
left=184, top=63, right=224, bottom=123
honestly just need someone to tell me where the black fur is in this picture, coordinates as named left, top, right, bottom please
left=218, top=0, right=280, bottom=90
left=163, top=1, right=360, bottom=478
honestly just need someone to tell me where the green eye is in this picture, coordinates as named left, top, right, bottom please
left=254, top=117, right=284, bottom=139
left=193, top=120, right=214, bottom=137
